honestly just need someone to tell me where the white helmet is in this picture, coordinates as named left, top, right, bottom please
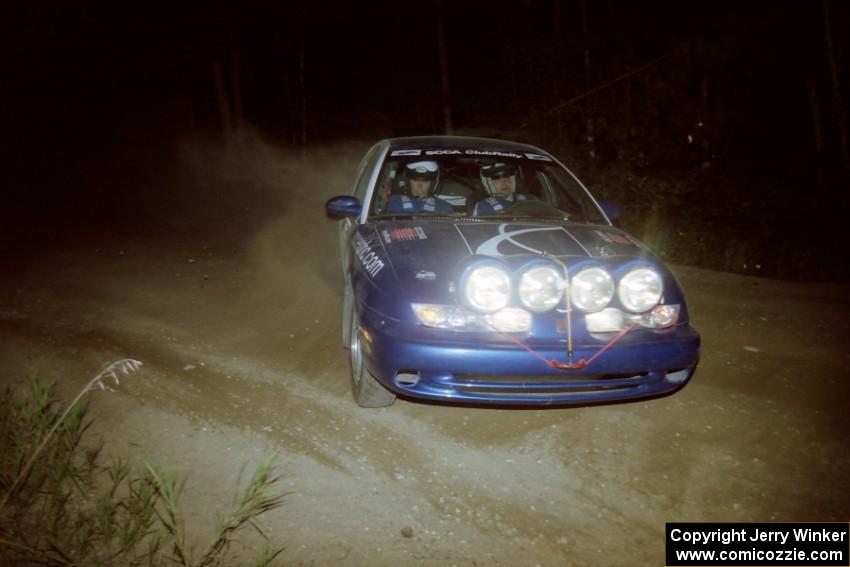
left=480, top=162, right=517, bottom=194
left=403, top=160, right=440, bottom=194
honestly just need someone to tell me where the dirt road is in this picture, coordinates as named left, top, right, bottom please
left=2, top=137, right=848, bottom=566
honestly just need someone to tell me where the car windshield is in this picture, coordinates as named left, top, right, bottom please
left=368, top=152, right=607, bottom=224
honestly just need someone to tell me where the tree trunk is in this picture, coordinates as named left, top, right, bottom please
left=553, top=0, right=563, bottom=141
left=579, top=0, right=591, bottom=82
left=508, top=43, right=518, bottom=111
left=230, top=51, right=244, bottom=144
left=823, top=0, right=850, bottom=173
left=624, top=19, right=634, bottom=140
left=526, top=50, right=535, bottom=117
left=299, top=23, right=308, bottom=151
left=697, top=75, right=711, bottom=168
left=213, top=62, right=233, bottom=143
left=436, top=0, right=453, bottom=135
left=579, top=0, right=595, bottom=165
left=808, top=76, right=826, bottom=191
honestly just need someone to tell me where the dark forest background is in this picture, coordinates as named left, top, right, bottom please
left=6, top=1, right=850, bottom=280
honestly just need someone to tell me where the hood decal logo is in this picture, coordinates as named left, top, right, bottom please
left=354, top=233, right=385, bottom=278
left=382, top=227, right=427, bottom=243
left=594, top=230, right=635, bottom=246
left=475, top=224, right=566, bottom=257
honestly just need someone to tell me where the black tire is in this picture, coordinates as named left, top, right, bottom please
left=348, top=302, right=396, bottom=407
left=341, top=281, right=353, bottom=347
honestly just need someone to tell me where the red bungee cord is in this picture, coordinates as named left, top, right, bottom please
left=483, top=319, right=640, bottom=370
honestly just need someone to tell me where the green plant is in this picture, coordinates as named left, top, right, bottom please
left=0, top=362, right=285, bottom=566
left=0, top=359, right=142, bottom=515
left=146, top=456, right=285, bottom=567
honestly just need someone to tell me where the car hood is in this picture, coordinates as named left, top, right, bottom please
left=372, top=219, right=653, bottom=291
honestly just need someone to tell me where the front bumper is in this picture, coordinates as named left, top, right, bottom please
left=359, top=309, right=700, bottom=406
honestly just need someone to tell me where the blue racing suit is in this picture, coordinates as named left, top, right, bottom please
left=472, top=194, right=533, bottom=215
left=386, top=194, right=453, bottom=214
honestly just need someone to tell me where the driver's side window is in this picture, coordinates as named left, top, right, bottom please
left=372, top=161, right=400, bottom=215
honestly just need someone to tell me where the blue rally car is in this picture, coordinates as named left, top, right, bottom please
left=326, top=136, right=700, bottom=407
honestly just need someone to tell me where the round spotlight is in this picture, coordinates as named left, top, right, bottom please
left=618, top=268, right=663, bottom=312
left=570, top=267, right=614, bottom=312
left=461, top=263, right=511, bottom=313
left=518, top=264, right=563, bottom=312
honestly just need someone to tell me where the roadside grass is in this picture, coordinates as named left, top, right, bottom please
left=0, top=360, right=285, bottom=566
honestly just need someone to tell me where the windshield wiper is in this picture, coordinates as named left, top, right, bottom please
left=371, top=213, right=461, bottom=221
left=370, top=213, right=417, bottom=220
left=474, top=214, right=570, bottom=222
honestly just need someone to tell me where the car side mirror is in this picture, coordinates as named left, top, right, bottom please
left=326, top=196, right=362, bottom=218
left=598, top=200, right=621, bottom=221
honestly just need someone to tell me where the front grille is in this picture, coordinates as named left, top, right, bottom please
left=448, top=371, right=653, bottom=396
left=456, top=383, right=639, bottom=396
left=454, top=372, right=648, bottom=384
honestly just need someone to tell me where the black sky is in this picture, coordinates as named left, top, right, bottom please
left=9, top=2, right=839, bottom=144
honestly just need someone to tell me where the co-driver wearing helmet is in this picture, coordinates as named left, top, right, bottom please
left=385, top=161, right=453, bottom=214
left=472, top=163, right=532, bottom=215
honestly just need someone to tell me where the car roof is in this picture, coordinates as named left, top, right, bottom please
left=384, top=136, right=549, bottom=156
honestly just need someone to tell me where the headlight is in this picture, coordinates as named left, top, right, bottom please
left=411, top=304, right=468, bottom=329
left=518, top=264, right=563, bottom=312
left=487, top=307, right=532, bottom=333
left=461, top=264, right=511, bottom=313
left=641, top=304, right=679, bottom=328
left=585, top=304, right=679, bottom=332
left=570, top=267, right=614, bottom=312
left=585, top=307, right=625, bottom=333
left=618, top=268, right=663, bottom=312
left=411, top=304, right=531, bottom=333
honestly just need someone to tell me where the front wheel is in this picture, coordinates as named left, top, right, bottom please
left=348, top=303, right=396, bottom=408
left=341, top=280, right=353, bottom=347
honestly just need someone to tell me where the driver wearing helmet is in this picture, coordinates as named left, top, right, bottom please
left=385, top=161, right=453, bottom=214
left=472, top=162, right=532, bottom=215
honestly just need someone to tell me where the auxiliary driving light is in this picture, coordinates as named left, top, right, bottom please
left=460, top=261, right=511, bottom=313
left=517, top=263, right=563, bottom=312
left=570, top=266, right=614, bottom=312
left=618, top=268, right=663, bottom=312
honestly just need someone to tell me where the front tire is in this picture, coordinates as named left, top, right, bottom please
left=348, top=302, right=396, bottom=408
left=341, top=280, right=353, bottom=347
